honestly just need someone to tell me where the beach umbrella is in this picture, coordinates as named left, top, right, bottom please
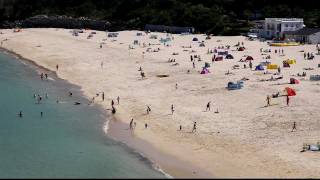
left=285, top=87, right=296, bottom=96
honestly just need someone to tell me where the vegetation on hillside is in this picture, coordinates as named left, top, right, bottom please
left=1, top=0, right=320, bottom=35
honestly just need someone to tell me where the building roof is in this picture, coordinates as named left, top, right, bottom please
left=284, top=27, right=320, bottom=35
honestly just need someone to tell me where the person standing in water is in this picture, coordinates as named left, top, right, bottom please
left=41, top=112, right=43, bottom=117
left=18, top=111, right=23, bottom=118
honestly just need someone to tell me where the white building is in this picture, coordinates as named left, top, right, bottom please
left=284, top=28, right=320, bottom=44
left=262, top=18, right=305, bottom=40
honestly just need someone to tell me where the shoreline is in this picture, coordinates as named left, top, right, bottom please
left=0, top=46, right=211, bottom=178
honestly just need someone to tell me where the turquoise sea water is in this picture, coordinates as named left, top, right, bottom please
left=0, top=52, right=165, bottom=178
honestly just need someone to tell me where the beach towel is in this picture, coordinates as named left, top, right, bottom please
left=267, top=64, right=278, bottom=70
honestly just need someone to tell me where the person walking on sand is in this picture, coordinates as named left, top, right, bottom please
left=102, top=92, right=105, bottom=101
left=140, top=71, right=145, bottom=79
left=117, top=96, right=120, bottom=105
left=304, top=52, right=306, bottom=59
left=192, top=62, right=195, bottom=69
left=277, top=66, right=281, bottom=74
left=291, top=121, right=297, bottom=132
left=41, top=112, right=43, bottom=117
left=145, top=123, right=148, bottom=129
left=192, top=122, right=197, bottom=133
left=171, top=104, right=175, bottom=115
left=111, top=106, right=116, bottom=114
left=266, top=95, right=271, bottom=106
left=111, top=100, right=114, bottom=107
left=130, top=118, right=133, bottom=129
left=146, top=106, right=151, bottom=114
left=56, top=64, right=59, bottom=71
left=175, top=83, right=178, bottom=89
left=286, top=95, right=290, bottom=106
left=249, top=61, right=252, bottom=70
left=206, top=101, right=211, bottom=111
left=101, top=61, right=104, bottom=69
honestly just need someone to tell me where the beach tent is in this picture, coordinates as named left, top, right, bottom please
left=200, top=67, right=210, bottom=74
left=214, top=56, right=223, bottom=61
left=267, top=64, right=278, bottom=69
left=290, top=78, right=300, bottom=84
left=310, top=75, right=320, bottom=81
left=238, top=47, right=245, bottom=51
left=192, top=37, right=198, bottom=41
left=227, top=81, right=244, bottom=90
left=226, top=54, right=234, bottom=59
left=283, top=61, right=290, bottom=68
left=255, top=64, right=264, bottom=71
left=285, top=87, right=296, bottom=96
left=246, top=56, right=254, bottom=61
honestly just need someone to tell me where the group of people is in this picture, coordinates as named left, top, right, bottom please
left=40, top=73, right=48, bottom=80
left=304, top=52, right=314, bottom=60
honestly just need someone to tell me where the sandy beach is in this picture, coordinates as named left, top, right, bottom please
left=1, top=28, right=320, bottom=178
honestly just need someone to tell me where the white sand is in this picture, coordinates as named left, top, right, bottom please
left=1, top=28, right=320, bottom=178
